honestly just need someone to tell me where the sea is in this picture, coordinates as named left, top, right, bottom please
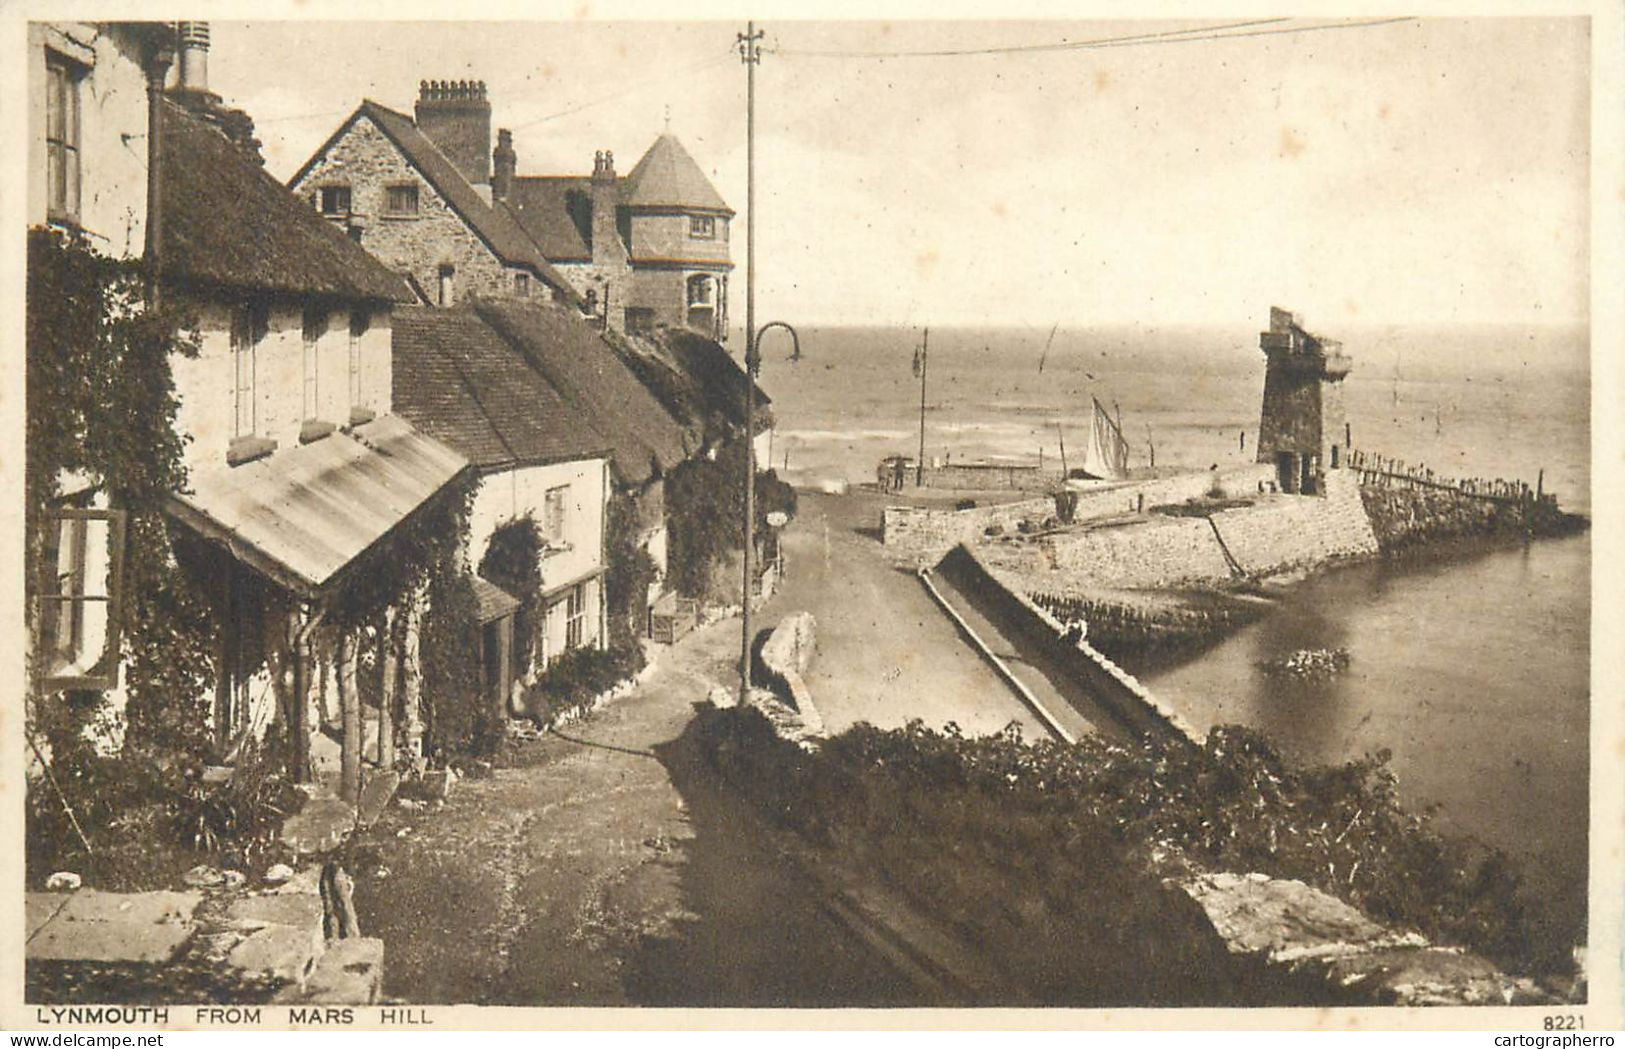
left=757, top=321, right=1592, bottom=958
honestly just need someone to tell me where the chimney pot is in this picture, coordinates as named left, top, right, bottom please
left=415, top=74, right=494, bottom=185
left=177, top=20, right=210, bottom=93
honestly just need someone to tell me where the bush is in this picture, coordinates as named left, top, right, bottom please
left=522, top=640, right=646, bottom=727
left=666, top=438, right=797, bottom=600
left=695, top=711, right=1562, bottom=981
left=478, top=516, right=545, bottom=671
left=420, top=566, right=501, bottom=757
left=169, top=739, right=299, bottom=867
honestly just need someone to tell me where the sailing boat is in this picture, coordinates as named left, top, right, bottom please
left=1071, top=396, right=1130, bottom=481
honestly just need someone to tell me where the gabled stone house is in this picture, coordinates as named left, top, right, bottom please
left=506, top=132, right=734, bottom=340
left=287, top=87, right=580, bottom=310
left=291, top=79, right=734, bottom=340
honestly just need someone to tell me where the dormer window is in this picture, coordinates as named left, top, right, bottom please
left=385, top=183, right=419, bottom=216
left=514, top=272, right=530, bottom=297
left=319, top=185, right=352, bottom=217
left=689, top=215, right=716, bottom=240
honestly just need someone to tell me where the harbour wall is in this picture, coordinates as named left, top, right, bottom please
left=1208, top=470, right=1379, bottom=576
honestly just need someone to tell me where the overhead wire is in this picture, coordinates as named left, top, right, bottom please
left=510, top=48, right=737, bottom=132
left=766, top=17, right=1416, bottom=59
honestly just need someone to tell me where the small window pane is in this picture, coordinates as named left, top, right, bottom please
left=386, top=184, right=418, bottom=214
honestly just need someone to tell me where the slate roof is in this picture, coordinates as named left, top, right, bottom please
left=474, top=300, right=690, bottom=486
left=310, top=101, right=580, bottom=304
left=392, top=306, right=612, bottom=470
left=508, top=176, right=595, bottom=262
left=471, top=576, right=521, bottom=624
left=157, top=99, right=411, bottom=303
left=622, top=133, right=732, bottom=214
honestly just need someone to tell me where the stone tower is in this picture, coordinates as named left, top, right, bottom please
left=1256, top=307, right=1352, bottom=495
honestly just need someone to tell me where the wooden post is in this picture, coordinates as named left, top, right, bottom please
left=338, top=631, right=360, bottom=803
left=376, top=607, right=396, bottom=770
left=401, top=593, right=424, bottom=760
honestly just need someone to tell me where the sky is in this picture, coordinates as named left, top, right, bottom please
left=209, top=17, right=1590, bottom=330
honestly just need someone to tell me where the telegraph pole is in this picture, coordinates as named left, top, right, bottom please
left=915, top=328, right=929, bottom=486
left=738, top=21, right=763, bottom=698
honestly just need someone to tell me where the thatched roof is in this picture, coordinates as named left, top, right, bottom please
left=156, top=98, right=411, bottom=303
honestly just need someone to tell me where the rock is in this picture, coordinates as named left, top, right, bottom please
left=222, top=870, right=247, bottom=889
left=263, top=863, right=296, bottom=885
left=45, top=871, right=81, bottom=892
left=416, top=768, right=453, bottom=802
left=280, top=795, right=357, bottom=856
left=397, top=797, right=425, bottom=812
left=183, top=864, right=226, bottom=889
left=275, top=936, right=384, bottom=1005
left=226, top=922, right=321, bottom=990
left=28, top=890, right=202, bottom=965
left=356, top=770, right=401, bottom=828
left=708, top=685, right=738, bottom=709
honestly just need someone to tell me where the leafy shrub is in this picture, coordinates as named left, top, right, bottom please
left=696, top=711, right=1563, bottom=981
left=420, top=566, right=501, bottom=757
left=169, top=739, right=299, bottom=867
left=605, top=493, right=659, bottom=647
left=522, top=640, right=646, bottom=727
left=478, top=516, right=545, bottom=671
left=666, top=439, right=797, bottom=599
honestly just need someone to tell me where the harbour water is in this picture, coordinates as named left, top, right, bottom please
left=760, top=320, right=1591, bottom=955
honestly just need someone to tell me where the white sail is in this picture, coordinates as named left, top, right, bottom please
left=1076, top=397, right=1129, bottom=480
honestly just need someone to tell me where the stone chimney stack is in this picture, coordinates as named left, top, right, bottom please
left=590, top=150, right=625, bottom=269
left=177, top=21, right=210, bottom=93
left=415, top=79, right=492, bottom=187
left=492, top=128, right=516, bottom=203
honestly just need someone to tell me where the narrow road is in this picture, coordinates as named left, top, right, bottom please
left=345, top=488, right=1043, bottom=1006
left=774, top=489, right=1043, bottom=738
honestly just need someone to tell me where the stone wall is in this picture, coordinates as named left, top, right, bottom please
left=1210, top=471, right=1378, bottom=576
left=918, top=462, right=1059, bottom=491
left=1043, top=517, right=1236, bottom=588
left=628, top=211, right=732, bottom=266
left=881, top=496, right=1059, bottom=566
left=757, top=611, right=818, bottom=716
left=1067, top=464, right=1276, bottom=523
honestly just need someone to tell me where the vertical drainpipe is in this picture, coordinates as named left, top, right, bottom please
left=599, top=458, right=610, bottom=651
left=143, top=32, right=175, bottom=308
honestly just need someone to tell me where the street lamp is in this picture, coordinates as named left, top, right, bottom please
left=741, top=320, right=799, bottom=698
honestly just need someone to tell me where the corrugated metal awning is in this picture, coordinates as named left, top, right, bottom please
left=167, top=415, right=470, bottom=599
